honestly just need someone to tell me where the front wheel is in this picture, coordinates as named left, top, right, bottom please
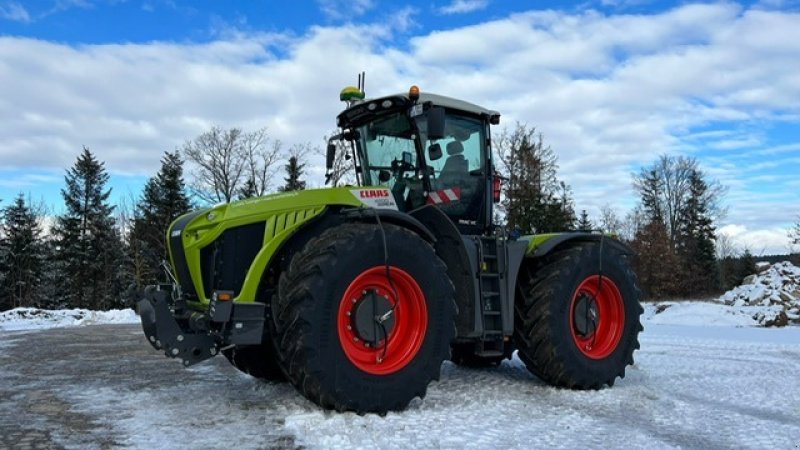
left=514, top=241, right=643, bottom=389
left=222, top=344, right=285, bottom=381
left=272, top=223, right=456, bottom=414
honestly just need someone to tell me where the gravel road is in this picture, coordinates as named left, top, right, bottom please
left=0, top=324, right=300, bottom=450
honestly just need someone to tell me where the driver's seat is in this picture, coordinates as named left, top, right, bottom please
left=437, top=141, right=468, bottom=188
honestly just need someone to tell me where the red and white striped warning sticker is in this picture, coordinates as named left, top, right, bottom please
left=427, top=187, right=461, bottom=205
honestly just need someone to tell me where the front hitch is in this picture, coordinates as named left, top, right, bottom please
left=138, top=286, right=218, bottom=366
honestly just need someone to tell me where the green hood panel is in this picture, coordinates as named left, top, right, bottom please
left=171, top=187, right=399, bottom=306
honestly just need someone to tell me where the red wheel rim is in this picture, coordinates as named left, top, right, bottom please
left=569, top=275, right=625, bottom=359
left=337, top=266, right=428, bottom=375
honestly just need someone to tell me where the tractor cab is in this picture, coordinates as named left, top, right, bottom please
left=329, top=86, right=501, bottom=234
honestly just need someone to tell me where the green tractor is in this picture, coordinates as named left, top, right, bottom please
left=138, top=85, right=643, bottom=414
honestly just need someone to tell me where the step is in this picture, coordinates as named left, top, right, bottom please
left=482, top=290, right=500, bottom=297
left=482, top=310, right=501, bottom=316
left=475, top=349, right=504, bottom=358
left=480, top=273, right=500, bottom=278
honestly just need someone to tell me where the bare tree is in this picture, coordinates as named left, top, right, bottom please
left=620, top=207, right=647, bottom=243
left=240, top=129, right=283, bottom=198
left=633, top=155, right=727, bottom=242
left=599, top=203, right=624, bottom=236
left=715, top=232, right=739, bottom=260
left=790, top=216, right=800, bottom=251
left=184, top=126, right=284, bottom=204
left=321, top=133, right=356, bottom=187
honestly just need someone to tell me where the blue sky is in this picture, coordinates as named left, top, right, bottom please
left=1, top=0, right=799, bottom=253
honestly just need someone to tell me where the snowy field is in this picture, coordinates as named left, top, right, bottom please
left=1, top=303, right=799, bottom=449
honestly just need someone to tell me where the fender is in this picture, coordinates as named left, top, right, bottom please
left=342, top=207, right=437, bottom=243
left=524, top=232, right=634, bottom=258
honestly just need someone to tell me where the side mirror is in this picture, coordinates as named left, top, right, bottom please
left=428, top=143, right=442, bottom=161
left=343, top=129, right=360, bottom=141
left=427, top=107, right=445, bottom=140
left=326, top=143, right=336, bottom=170
left=402, top=151, right=413, bottom=166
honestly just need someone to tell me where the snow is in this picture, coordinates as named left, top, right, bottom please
left=1, top=305, right=800, bottom=448
left=41, top=323, right=800, bottom=450
left=3, top=260, right=800, bottom=447
left=0, top=307, right=138, bottom=331
left=717, top=261, right=800, bottom=326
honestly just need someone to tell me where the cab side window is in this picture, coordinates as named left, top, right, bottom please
left=424, top=114, right=485, bottom=226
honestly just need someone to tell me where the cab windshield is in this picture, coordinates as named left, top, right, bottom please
left=356, top=112, right=424, bottom=210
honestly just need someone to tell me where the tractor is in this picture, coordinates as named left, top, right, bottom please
left=138, top=85, right=643, bottom=414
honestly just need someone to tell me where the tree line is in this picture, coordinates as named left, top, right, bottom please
left=0, top=127, right=308, bottom=312
left=493, top=124, right=767, bottom=300
left=0, top=122, right=789, bottom=311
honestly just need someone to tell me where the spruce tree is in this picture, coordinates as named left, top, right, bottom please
left=279, top=156, right=306, bottom=192
left=498, top=124, right=576, bottom=234
left=0, top=194, right=44, bottom=310
left=53, top=147, right=125, bottom=310
left=577, top=209, right=593, bottom=231
left=130, top=151, right=192, bottom=286
left=676, top=169, right=718, bottom=295
left=237, top=177, right=258, bottom=199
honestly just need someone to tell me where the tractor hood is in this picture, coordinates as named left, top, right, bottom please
left=166, top=186, right=400, bottom=307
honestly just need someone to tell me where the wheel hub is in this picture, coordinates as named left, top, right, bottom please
left=352, top=289, right=396, bottom=345
left=572, top=293, right=599, bottom=337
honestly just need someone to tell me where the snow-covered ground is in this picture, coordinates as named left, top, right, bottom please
left=2, top=262, right=800, bottom=448
left=1, top=309, right=799, bottom=448
left=1, top=322, right=796, bottom=449
left=0, top=307, right=138, bottom=331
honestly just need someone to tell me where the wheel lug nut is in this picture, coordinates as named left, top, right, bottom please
left=346, top=311, right=351, bottom=316
left=354, top=337, right=359, bottom=342
left=347, top=325, right=352, bottom=330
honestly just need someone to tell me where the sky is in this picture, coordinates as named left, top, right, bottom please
left=0, top=0, right=798, bottom=254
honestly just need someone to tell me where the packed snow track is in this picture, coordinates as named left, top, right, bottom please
left=1, top=323, right=798, bottom=449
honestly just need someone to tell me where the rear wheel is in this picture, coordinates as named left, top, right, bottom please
left=514, top=241, right=643, bottom=389
left=272, top=223, right=456, bottom=414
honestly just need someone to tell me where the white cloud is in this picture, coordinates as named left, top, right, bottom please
left=318, top=0, right=374, bottom=21
left=0, top=3, right=798, bottom=245
left=719, top=224, right=793, bottom=255
left=438, top=0, right=489, bottom=15
left=0, top=1, right=30, bottom=22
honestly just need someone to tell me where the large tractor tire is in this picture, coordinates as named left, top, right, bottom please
left=222, top=344, right=285, bottom=381
left=514, top=241, right=643, bottom=389
left=272, top=223, right=456, bottom=414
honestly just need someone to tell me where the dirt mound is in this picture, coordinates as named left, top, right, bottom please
left=717, top=261, right=800, bottom=327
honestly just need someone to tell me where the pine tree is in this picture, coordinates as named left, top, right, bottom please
left=735, top=249, right=756, bottom=284
left=130, top=151, right=192, bottom=287
left=53, top=148, right=125, bottom=310
left=279, top=156, right=306, bottom=192
left=498, top=124, right=575, bottom=234
left=577, top=209, right=593, bottom=231
left=237, top=177, right=258, bottom=199
left=0, top=195, right=44, bottom=310
left=676, top=169, right=718, bottom=295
